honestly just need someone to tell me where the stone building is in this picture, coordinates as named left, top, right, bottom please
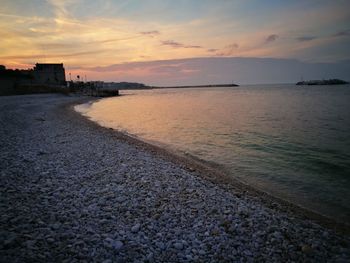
left=0, top=63, right=67, bottom=95
left=32, top=63, right=66, bottom=85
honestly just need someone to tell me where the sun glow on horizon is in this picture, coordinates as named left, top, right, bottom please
left=1, top=0, right=349, bottom=83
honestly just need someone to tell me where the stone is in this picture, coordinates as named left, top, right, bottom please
left=47, top=238, right=55, bottom=243
left=174, top=242, right=184, bottom=250
left=112, top=240, right=123, bottom=250
left=156, top=242, right=165, bottom=250
left=131, top=223, right=141, bottom=233
left=301, top=245, right=313, bottom=254
left=3, top=233, right=17, bottom=247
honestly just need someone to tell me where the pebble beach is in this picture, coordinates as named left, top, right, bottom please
left=0, top=94, right=349, bottom=262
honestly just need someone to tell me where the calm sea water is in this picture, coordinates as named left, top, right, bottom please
left=76, top=84, right=350, bottom=221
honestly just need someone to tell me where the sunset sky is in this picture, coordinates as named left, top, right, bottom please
left=1, top=0, right=350, bottom=85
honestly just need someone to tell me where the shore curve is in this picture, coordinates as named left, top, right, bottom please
left=1, top=94, right=349, bottom=262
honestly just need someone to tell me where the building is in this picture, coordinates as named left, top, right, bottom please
left=32, top=63, right=66, bottom=85
left=0, top=63, right=67, bottom=95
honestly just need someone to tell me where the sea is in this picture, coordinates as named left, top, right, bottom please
left=75, top=84, right=350, bottom=222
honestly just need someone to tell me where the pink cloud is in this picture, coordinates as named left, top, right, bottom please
left=215, top=43, right=239, bottom=56
left=140, top=30, right=160, bottom=37
left=161, top=40, right=202, bottom=49
left=265, top=34, right=279, bottom=43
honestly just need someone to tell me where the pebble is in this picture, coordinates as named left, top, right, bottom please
left=174, top=242, right=184, bottom=250
left=47, top=238, right=55, bottom=243
left=0, top=94, right=349, bottom=262
left=131, top=223, right=141, bottom=233
left=112, top=240, right=123, bottom=250
left=301, top=244, right=313, bottom=254
left=3, top=233, right=17, bottom=247
left=156, top=242, right=165, bottom=250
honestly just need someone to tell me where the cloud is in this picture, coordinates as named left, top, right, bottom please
left=227, top=43, right=239, bottom=49
left=333, top=29, right=350, bottom=37
left=77, top=57, right=350, bottom=86
left=2, top=1, right=349, bottom=70
left=0, top=50, right=106, bottom=60
left=161, top=40, right=182, bottom=48
left=47, top=0, right=78, bottom=19
left=296, top=36, right=317, bottom=42
left=87, top=60, right=179, bottom=72
left=149, top=64, right=199, bottom=75
left=296, top=29, right=349, bottom=42
left=150, top=64, right=183, bottom=74
left=186, top=45, right=202, bottom=48
left=215, top=43, right=239, bottom=56
left=140, top=30, right=160, bottom=37
left=161, top=40, right=202, bottom=49
left=265, top=34, right=279, bottom=43
left=97, top=36, right=142, bottom=44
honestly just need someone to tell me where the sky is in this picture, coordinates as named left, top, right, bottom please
left=1, top=0, right=350, bottom=85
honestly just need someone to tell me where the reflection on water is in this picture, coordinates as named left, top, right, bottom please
left=76, top=85, right=350, bottom=222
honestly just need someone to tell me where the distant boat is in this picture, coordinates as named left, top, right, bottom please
left=296, top=79, right=348, bottom=85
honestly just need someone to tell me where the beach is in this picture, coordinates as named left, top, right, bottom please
left=1, top=94, right=349, bottom=262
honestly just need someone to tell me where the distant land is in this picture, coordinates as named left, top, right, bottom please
left=296, top=79, right=349, bottom=86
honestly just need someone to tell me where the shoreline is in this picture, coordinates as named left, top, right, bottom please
left=72, top=97, right=350, bottom=235
left=1, top=94, right=349, bottom=262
